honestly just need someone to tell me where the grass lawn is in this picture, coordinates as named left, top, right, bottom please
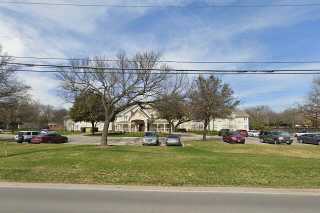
left=0, top=141, right=320, bottom=188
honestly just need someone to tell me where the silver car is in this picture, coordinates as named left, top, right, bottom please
left=143, top=132, right=160, bottom=146
left=166, top=134, right=182, bottom=146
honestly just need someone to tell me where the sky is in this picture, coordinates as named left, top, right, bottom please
left=1, top=0, right=320, bottom=111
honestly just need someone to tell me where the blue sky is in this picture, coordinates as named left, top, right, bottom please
left=1, top=0, right=320, bottom=111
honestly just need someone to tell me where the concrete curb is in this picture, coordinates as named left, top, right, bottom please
left=1, top=182, right=320, bottom=196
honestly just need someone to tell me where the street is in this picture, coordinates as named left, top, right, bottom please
left=0, top=184, right=319, bottom=213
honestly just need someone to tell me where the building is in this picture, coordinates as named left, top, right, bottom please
left=64, top=105, right=249, bottom=132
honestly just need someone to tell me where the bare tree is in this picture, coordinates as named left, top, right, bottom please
left=302, top=77, right=320, bottom=128
left=153, top=74, right=191, bottom=133
left=0, top=46, right=29, bottom=102
left=245, top=105, right=276, bottom=130
left=57, top=51, right=168, bottom=145
left=189, top=75, right=239, bottom=141
left=153, top=93, right=191, bottom=133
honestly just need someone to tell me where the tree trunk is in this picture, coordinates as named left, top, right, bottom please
left=101, top=119, right=110, bottom=146
left=203, top=119, right=209, bottom=141
left=91, top=121, right=95, bottom=135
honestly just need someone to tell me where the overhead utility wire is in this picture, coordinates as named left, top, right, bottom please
left=1, top=1, right=320, bottom=8
left=6, top=61, right=320, bottom=73
left=4, top=57, right=320, bottom=65
left=4, top=68, right=320, bottom=75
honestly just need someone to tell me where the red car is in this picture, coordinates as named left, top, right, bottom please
left=31, top=132, right=68, bottom=144
left=223, top=132, right=246, bottom=144
left=237, top=129, right=248, bottom=137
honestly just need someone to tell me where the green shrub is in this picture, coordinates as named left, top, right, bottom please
left=189, top=130, right=219, bottom=136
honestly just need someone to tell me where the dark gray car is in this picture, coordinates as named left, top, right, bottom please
left=165, top=135, right=182, bottom=146
left=261, top=131, right=293, bottom=145
left=298, top=134, right=320, bottom=145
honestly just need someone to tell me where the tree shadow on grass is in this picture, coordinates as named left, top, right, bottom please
left=104, top=147, right=176, bottom=156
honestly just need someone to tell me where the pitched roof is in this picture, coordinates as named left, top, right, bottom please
left=234, top=110, right=249, bottom=118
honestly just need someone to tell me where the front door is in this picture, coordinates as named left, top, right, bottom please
left=132, top=120, right=146, bottom=132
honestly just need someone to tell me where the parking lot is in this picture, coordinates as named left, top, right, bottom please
left=0, top=133, right=303, bottom=146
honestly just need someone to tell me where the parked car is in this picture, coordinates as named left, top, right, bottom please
left=248, top=130, right=260, bottom=137
left=142, top=131, right=160, bottom=146
left=15, top=131, right=40, bottom=143
left=31, top=132, right=68, bottom=144
left=260, top=131, right=293, bottom=145
left=297, top=134, right=320, bottom=145
left=259, top=131, right=271, bottom=140
left=295, top=130, right=310, bottom=138
left=165, top=134, right=182, bottom=146
left=223, top=132, right=245, bottom=144
left=237, top=129, right=248, bottom=137
left=218, top=129, right=231, bottom=136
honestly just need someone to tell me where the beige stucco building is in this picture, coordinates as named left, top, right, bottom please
left=64, top=105, right=249, bottom=132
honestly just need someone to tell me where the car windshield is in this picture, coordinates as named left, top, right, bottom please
left=145, top=132, right=156, bottom=137
left=229, top=131, right=239, bottom=136
left=274, top=132, right=290, bottom=137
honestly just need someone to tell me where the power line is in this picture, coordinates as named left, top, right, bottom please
left=1, top=1, right=320, bottom=8
left=6, top=61, right=320, bottom=72
left=4, top=68, right=320, bottom=75
left=2, top=55, right=320, bottom=64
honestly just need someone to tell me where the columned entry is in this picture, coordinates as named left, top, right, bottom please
left=131, top=120, right=146, bottom=132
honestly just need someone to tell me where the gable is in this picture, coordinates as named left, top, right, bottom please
left=129, top=108, right=150, bottom=121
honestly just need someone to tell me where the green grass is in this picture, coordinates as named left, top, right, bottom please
left=1, top=141, right=320, bottom=188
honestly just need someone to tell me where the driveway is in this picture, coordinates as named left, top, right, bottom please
left=67, top=134, right=218, bottom=145
left=1, top=184, right=319, bottom=213
left=0, top=133, right=14, bottom=142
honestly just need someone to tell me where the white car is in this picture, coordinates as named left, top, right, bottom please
left=15, top=131, right=40, bottom=143
left=248, top=130, right=260, bottom=137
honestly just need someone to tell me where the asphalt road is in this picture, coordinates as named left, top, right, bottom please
left=1, top=185, right=319, bottom=213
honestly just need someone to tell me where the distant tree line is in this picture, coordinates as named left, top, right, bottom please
left=245, top=78, right=320, bottom=131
